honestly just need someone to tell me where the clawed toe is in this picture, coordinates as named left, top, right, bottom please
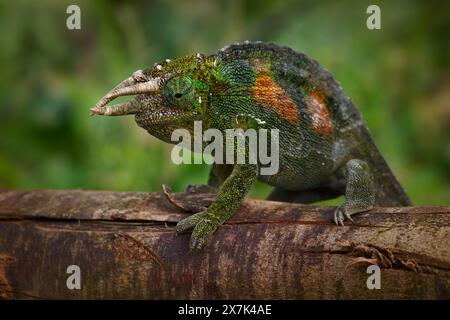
left=189, top=217, right=218, bottom=250
left=175, top=211, right=207, bottom=233
left=333, top=206, right=353, bottom=226
left=176, top=211, right=219, bottom=250
left=344, top=211, right=354, bottom=222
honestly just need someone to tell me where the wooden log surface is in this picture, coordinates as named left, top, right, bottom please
left=0, top=189, right=448, bottom=299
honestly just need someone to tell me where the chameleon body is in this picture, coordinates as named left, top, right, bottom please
left=91, top=42, right=411, bottom=249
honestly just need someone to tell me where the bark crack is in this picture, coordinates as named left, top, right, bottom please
left=112, top=231, right=166, bottom=268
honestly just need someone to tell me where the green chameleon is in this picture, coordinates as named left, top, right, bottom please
left=91, top=42, right=411, bottom=249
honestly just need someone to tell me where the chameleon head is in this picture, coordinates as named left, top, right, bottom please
left=90, top=53, right=210, bottom=143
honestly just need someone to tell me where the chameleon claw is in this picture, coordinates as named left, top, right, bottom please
left=176, top=211, right=219, bottom=250
left=189, top=217, right=217, bottom=250
left=344, top=211, right=355, bottom=223
left=333, top=208, right=339, bottom=226
left=175, top=211, right=207, bottom=233
left=334, top=206, right=346, bottom=226
left=190, top=238, right=203, bottom=250
left=191, top=238, right=206, bottom=250
left=334, top=205, right=358, bottom=226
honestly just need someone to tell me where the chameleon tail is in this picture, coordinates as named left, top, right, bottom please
left=356, top=125, right=412, bottom=207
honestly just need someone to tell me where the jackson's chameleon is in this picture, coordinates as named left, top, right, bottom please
left=90, top=42, right=411, bottom=249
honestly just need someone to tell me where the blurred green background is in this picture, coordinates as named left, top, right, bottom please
left=0, top=0, right=449, bottom=205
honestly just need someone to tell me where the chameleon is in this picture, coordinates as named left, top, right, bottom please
left=90, top=42, right=412, bottom=249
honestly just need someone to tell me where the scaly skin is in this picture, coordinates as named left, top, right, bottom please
left=91, top=42, right=411, bottom=249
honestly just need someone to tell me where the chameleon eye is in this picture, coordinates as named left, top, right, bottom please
left=164, top=76, right=194, bottom=107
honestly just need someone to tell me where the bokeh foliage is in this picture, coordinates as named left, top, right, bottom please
left=0, top=0, right=449, bottom=205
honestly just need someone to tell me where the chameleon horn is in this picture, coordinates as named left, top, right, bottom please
left=90, top=96, right=141, bottom=116
left=109, top=70, right=148, bottom=92
left=92, top=77, right=161, bottom=111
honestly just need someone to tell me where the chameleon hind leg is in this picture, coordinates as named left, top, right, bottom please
left=334, top=159, right=375, bottom=226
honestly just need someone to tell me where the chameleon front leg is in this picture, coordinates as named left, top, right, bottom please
left=334, top=159, right=375, bottom=226
left=178, top=113, right=261, bottom=249
left=176, top=163, right=258, bottom=249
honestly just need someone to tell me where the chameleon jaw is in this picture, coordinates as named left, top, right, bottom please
left=135, top=107, right=200, bottom=126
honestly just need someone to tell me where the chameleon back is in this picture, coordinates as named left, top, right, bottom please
left=214, top=42, right=411, bottom=206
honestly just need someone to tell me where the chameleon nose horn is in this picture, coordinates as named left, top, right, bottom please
left=90, top=70, right=160, bottom=116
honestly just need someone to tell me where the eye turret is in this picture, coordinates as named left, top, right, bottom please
left=164, top=76, right=194, bottom=108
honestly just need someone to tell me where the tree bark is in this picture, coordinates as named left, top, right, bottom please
left=0, top=189, right=448, bottom=299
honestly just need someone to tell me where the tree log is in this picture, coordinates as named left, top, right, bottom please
left=0, top=189, right=448, bottom=299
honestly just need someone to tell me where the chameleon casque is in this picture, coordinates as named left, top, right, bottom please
left=91, top=42, right=412, bottom=249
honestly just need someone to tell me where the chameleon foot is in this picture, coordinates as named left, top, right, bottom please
left=176, top=211, right=219, bottom=249
left=334, top=159, right=375, bottom=226
left=333, top=205, right=355, bottom=226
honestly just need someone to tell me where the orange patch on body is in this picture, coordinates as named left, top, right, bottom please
left=252, top=74, right=299, bottom=125
left=306, top=91, right=333, bottom=136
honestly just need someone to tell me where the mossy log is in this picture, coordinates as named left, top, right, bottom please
left=0, top=189, right=448, bottom=299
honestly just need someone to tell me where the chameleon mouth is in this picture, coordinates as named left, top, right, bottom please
left=135, top=107, right=198, bottom=126
left=90, top=70, right=161, bottom=116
